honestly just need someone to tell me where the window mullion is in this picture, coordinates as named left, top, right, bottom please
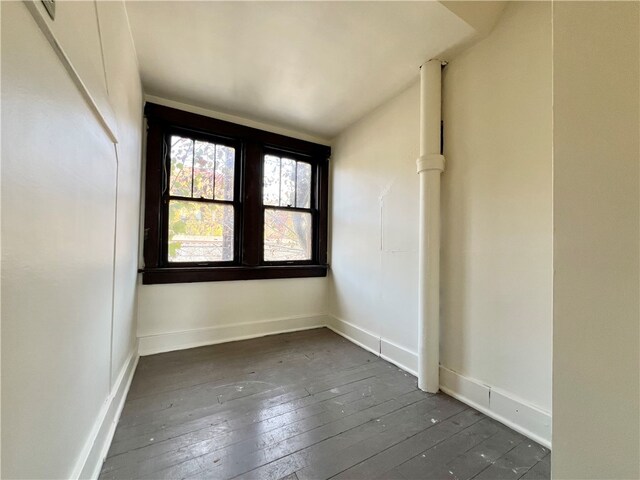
left=294, top=161, right=298, bottom=208
left=242, top=141, right=262, bottom=266
left=190, top=139, right=195, bottom=198
left=212, top=144, right=217, bottom=200
left=277, top=156, right=282, bottom=207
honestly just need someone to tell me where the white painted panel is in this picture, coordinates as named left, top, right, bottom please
left=1, top=2, right=143, bottom=478
left=1, top=4, right=116, bottom=477
left=29, top=0, right=118, bottom=140
left=552, top=2, right=640, bottom=477
left=95, top=1, right=144, bottom=388
left=441, top=2, right=553, bottom=413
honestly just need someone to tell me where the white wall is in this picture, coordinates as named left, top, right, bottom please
left=552, top=2, right=640, bottom=478
left=328, top=1, right=553, bottom=444
left=327, top=82, right=420, bottom=361
left=137, top=278, right=328, bottom=354
left=1, top=1, right=143, bottom=478
left=441, top=2, right=552, bottom=412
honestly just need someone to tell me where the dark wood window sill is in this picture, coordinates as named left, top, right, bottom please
left=141, top=265, right=328, bottom=285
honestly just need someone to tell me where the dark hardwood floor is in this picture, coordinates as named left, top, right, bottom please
left=100, top=328, right=550, bottom=480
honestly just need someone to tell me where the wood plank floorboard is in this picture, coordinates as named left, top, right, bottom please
left=108, top=362, right=405, bottom=458
left=103, top=371, right=417, bottom=478
left=100, top=328, right=550, bottom=480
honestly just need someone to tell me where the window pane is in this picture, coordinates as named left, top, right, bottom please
left=170, top=135, right=193, bottom=197
left=215, top=145, right=235, bottom=201
left=193, top=140, right=215, bottom=199
left=296, top=162, right=312, bottom=208
left=264, top=209, right=312, bottom=261
left=263, top=154, right=280, bottom=206
left=280, top=158, right=296, bottom=207
left=168, top=200, right=234, bottom=262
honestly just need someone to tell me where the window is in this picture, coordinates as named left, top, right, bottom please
left=142, top=103, right=330, bottom=284
left=167, top=134, right=237, bottom=264
left=263, top=154, right=313, bottom=262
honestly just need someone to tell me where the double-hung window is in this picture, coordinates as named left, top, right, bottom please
left=166, top=132, right=239, bottom=265
left=262, top=153, right=314, bottom=262
left=142, top=103, right=330, bottom=284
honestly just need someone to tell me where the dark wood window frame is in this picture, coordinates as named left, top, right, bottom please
left=142, top=103, right=330, bottom=285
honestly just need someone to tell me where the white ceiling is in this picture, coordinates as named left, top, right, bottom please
left=126, top=2, right=499, bottom=140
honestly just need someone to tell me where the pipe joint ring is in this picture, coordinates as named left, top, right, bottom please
left=416, top=154, right=445, bottom=173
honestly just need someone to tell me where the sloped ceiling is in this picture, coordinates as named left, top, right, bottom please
left=126, top=1, right=504, bottom=140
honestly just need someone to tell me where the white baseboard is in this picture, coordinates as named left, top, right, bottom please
left=138, top=314, right=329, bottom=356
left=440, top=366, right=552, bottom=448
left=327, top=315, right=551, bottom=448
left=326, top=315, right=418, bottom=377
left=73, top=346, right=139, bottom=479
left=380, top=339, right=418, bottom=377
left=326, top=315, right=380, bottom=355
left=136, top=314, right=552, bottom=449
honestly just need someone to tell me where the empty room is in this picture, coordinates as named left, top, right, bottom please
left=1, top=1, right=639, bottom=479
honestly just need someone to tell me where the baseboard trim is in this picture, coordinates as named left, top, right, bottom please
left=326, top=315, right=380, bottom=355
left=440, top=366, right=552, bottom=448
left=327, top=315, right=418, bottom=377
left=136, top=314, right=551, bottom=449
left=138, top=315, right=329, bottom=356
left=327, top=315, right=551, bottom=448
left=380, top=338, right=418, bottom=377
left=73, top=346, right=139, bottom=479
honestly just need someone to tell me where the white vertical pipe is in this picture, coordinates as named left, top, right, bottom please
left=417, top=59, right=445, bottom=393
